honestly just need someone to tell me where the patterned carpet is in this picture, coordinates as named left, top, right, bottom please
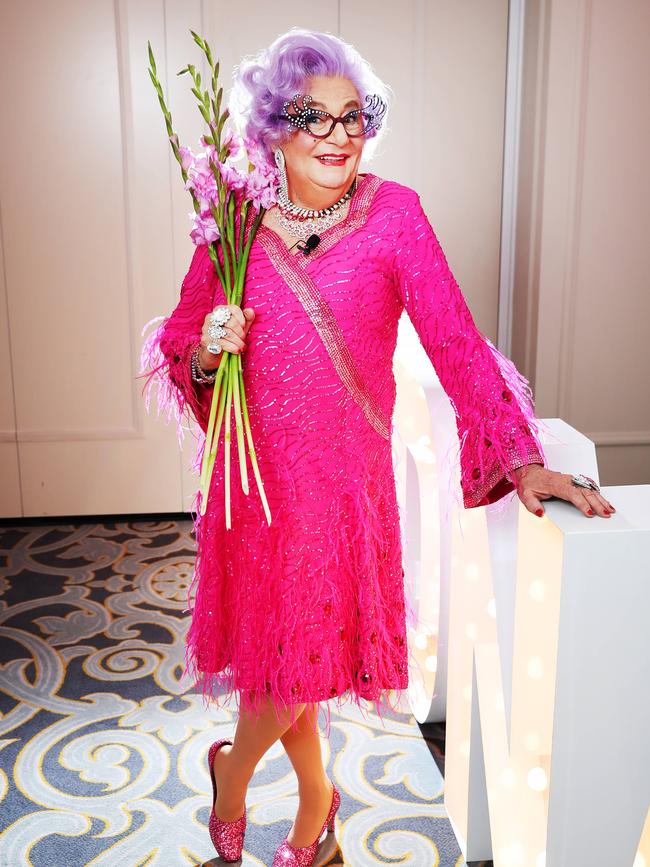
left=0, top=518, right=490, bottom=866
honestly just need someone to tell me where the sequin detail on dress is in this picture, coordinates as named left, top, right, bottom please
left=256, top=180, right=390, bottom=440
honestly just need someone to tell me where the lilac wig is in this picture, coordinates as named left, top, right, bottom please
left=229, top=28, right=392, bottom=162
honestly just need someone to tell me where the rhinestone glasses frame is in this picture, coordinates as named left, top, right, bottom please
left=280, top=93, right=387, bottom=139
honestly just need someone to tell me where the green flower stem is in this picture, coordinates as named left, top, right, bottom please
left=219, top=221, right=233, bottom=292
left=198, top=349, right=229, bottom=492
left=238, top=353, right=272, bottom=525
left=223, top=353, right=234, bottom=528
left=238, top=198, right=248, bottom=259
left=206, top=242, right=227, bottom=295
left=202, top=350, right=233, bottom=502
left=233, top=208, right=265, bottom=306
left=147, top=45, right=195, bottom=206
left=199, top=361, right=230, bottom=517
left=231, top=351, right=248, bottom=494
left=204, top=366, right=231, bottom=502
left=227, top=193, right=237, bottom=266
left=199, top=352, right=231, bottom=517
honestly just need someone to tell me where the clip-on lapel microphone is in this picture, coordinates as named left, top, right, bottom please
left=297, top=234, right=321, bottom=256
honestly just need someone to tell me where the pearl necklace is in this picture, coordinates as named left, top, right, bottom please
left=275, top=179, right=357, bottom=239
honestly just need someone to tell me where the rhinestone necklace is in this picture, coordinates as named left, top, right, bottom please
left=275, top=178, right=357, bottom=239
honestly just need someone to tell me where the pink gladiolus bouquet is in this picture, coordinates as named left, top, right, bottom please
left=147, top=32, right=278, bottom=526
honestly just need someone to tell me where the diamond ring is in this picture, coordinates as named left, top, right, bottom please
left=570, top=473, right=600, bottom=493
left=210, top=306, right=231, bottom=326
left=208, top=324, right=227, bottom=340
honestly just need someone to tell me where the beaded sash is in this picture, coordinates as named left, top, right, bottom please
left=258, top=243, right=391, bottom=441
left=256, top=173, right=391, bottom=440
left=254, top=175, right=391, bottom=440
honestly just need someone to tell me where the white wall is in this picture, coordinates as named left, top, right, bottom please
left=514, top=0, right=650, bottom=487
left=0, top=0, right=509, bottom=517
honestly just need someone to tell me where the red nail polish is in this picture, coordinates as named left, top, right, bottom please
left=587, top=509, right=594, bottom=516
left=535, top=508, right=544, bottom=517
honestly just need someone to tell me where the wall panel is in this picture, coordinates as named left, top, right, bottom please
left=0, top=0, right=510, bottom=516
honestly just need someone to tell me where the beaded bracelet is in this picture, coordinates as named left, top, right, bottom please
left=190, top=342, right=218, bottom=384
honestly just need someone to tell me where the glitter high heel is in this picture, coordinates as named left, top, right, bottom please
left=272, top=779, right=341, bottom=866
left=207, top=738, right=246, bottom=862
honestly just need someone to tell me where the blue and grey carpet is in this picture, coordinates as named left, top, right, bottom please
left=0, top=518, right=489, bottom=867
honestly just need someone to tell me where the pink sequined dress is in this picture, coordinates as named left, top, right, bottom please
left=140, top=173, right=547, bottom=728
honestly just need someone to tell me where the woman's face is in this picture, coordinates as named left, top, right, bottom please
left=278, top=75, right=365, bottom=201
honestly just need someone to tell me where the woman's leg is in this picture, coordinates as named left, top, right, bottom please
left=213, top=696, right=306, bottom=821
left=279, top=701, right=335, bottom=848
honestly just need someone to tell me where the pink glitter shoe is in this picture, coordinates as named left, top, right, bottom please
left=207, top=738, right=246, bottom=863
left=272, top=779, right=341, bottom=866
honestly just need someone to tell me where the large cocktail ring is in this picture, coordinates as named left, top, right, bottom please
left=570, top=473, right=600, bottom=493
left=208, top=324, right=227, bottom=340
left=207, top=306, right=231, bottom=353
left=210, top=306, right=231, bottom=326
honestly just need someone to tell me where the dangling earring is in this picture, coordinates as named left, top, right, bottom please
left=274, top=148, right=288, bottom=199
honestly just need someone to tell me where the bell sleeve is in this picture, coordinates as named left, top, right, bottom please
left=392, top=189, right=548, bottom=509
left=139, top=243, right=223, bottom=442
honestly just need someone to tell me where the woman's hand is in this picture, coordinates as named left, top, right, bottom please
left=512, top=464, right=616, bottom=519
left=198, top=305, right=255, bottom=370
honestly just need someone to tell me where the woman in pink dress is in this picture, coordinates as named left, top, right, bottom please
left=141, top=27, right=616, bottom=867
